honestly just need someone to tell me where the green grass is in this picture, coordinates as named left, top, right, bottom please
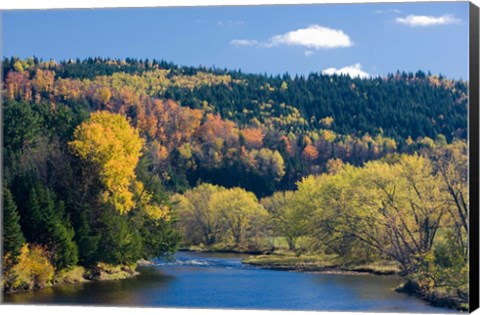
left=53, top=266, right=88, bottom=285
left=185, top=243, right=269, bottom=254
left=87, top=263, right=139, bottom=281
left=243, top=253, right=339, bottom=270
left=349, top=260, right=402, bottom=275
left=243, top=253, right=401, bottom=275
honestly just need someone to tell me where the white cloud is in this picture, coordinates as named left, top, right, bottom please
left=229, top=39, right=258, bottom=46
left=322, top=63, right=371, bottom=79
left=304, top=50, right=314, bottom=57
left=229, top=24, right=352, bottom=50
left=266, top=25, right=352, bottom=49
left=395, top=14, right=461, bottom=27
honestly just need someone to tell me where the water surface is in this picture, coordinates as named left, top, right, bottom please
left=2, top=251, right=457, bottom=313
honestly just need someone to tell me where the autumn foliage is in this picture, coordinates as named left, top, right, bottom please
left=69, top=111, right=144, bottom=214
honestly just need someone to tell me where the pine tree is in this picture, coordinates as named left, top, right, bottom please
left=74, top=208, right=100, bottom=267
left=140, top=216, right=179, bottom=259
left=3, top=187, right=26, bottom=262
left=49, top=201, right=79, bottom=270
left=97, top=208, right=143, bottom=265
left=27, top=185, right=79, bottom=270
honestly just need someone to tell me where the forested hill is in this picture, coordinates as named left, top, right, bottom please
left=3, top=57, right=467, bottom=196
left=3, top=57, right=467, bottom=143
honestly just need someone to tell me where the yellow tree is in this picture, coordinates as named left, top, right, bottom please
left=430, top=141, right=468, bottom=258
left=172, top=183, right=226, bottom=245
left=69, top=111, right=144, bottom=214
left=209, top=187, right=269, bottom=248
left=295, top=172, right=364, bottom=258
left=261, top=190, right=310, bottom=252
left=344, top=155, right=447, bottom=272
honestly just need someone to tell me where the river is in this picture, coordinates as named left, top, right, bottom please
left=2, top=251, right=456, bottom=313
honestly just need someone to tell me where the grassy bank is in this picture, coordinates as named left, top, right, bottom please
left=242, top=253, right=402, bottom=275
left=84, top=263, right=139, bottom=281
left=181, top=244, right=267, bottom=255
left=4, top=263, right=140, bottom=295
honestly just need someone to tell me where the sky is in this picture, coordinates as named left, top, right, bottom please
left=1, top=2, right=470, bottom=79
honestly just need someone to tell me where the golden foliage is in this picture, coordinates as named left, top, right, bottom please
left=172, top=72, right=232, bottom=90
left=93, top=86, right=112, bottom=105
left=69, top=111, right=144, bottom=214
left=133, top=181, right=170, bottom=221
left=8, top=244, right=55, bottom=291
left=32, top=69, right=55, bottom=95
left=319, top=116, right=334, bottom=128
left=320, top=129, right=336, bottom=142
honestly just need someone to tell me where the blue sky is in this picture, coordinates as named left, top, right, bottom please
left=1, top=2, right=470, bottom=79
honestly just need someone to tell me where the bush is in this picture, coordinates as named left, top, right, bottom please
left=5, top=244, right=55, bottom=292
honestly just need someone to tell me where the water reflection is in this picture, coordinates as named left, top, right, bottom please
left=4, top=267, right=175, bottom=306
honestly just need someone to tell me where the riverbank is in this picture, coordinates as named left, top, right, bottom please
left=3, top=263, right=139, bottom=295
left=3, top=251, right=449, bottom=313
left=396, top=280, right=469, bottom=312
left=242, top=253, right=467, bottom=311
left=180, top=245, right=266, bottom=255
left=4, top=250, right=467, bottom=312
left=242, top=253, right=402, bottom=276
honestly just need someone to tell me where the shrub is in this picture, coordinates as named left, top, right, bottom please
left=7, top=244, right=55, bottom=291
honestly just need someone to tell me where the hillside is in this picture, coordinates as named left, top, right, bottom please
left=3, top=57, right=467, bottom=195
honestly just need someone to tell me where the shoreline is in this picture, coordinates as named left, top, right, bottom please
left=3, top=263, right=140, bottom=296
left=240, top=253, right=402, bottom=276
left=177, top=247, right=265, bottom=255
left=242, top=261, right=402, bottom=276
left=4, top=250, right=467, bottom=312
left=240, top=253, right=466, bottom=311
left=395, top=280, right=469, bottom=312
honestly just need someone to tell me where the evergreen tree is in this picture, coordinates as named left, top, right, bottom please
left=48, top=201, right=79, bottom=270
left=139, top=216, right=180, bottom=259
left=97, top=208, right=143, bottom=265
left=2, top=187, right=26, bottom=261
left=26, top=185, right=79, bottom=270
left=25, top=186, right=44, bottom=243
left=74, top=208, right=100, bottom=267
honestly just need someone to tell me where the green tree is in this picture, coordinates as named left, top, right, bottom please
left=252, top=149, right=286, bottom=182
left=139, top=216, right=180, bottom=259
left=26, top=185, right=78, bottom=270
left=97, top=208, right=143, bottom=265
left=2, top=188, right=26, bottom=262
left=3, top=100, right=43, bottom=153
left=74, top=208, right=100, bottom=267
left=49, top=201, right=79, bottom=270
